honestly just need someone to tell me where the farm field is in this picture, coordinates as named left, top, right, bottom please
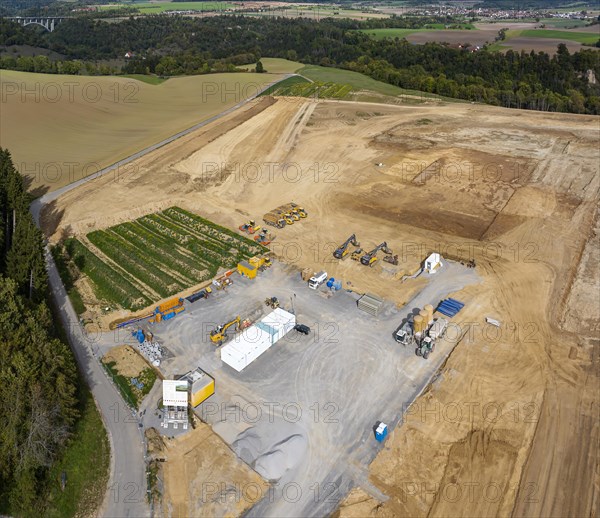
left=360, top=22, right=599, bottom=52
left=519, top=28, right=599, bottom=44
left=240, top=57, right=303, bottom=74
left=297, top=65, right=448, bottom=100
left=0, top=70, right=283, bottom=193
left=46, top=95, right=599, bottom=517
left=360, top=24, right=476, bottom=40
left=99, top=1, right=233, bottom=13
left=64, top=207, right=266, bottom=311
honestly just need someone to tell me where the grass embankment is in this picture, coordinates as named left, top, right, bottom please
left=44, top=387, right=110, bottom=518
left=102, top=361, right=156, bottom=409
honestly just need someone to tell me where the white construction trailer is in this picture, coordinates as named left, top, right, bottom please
left=424, top=253, right=442, bottom=274
left=221, top=308, right=296, bottom=372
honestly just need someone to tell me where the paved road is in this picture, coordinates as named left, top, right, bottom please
left=30, top=75, right=289, bottom=518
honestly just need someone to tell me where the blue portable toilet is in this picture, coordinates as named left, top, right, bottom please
left=132, top=329, right=144, bottom=344
left=375, top=422, right=388, bottom=442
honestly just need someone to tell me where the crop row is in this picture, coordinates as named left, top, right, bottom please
left=275, top=81, right=354, bottom=100
left=164, top=207, right=266, bottom=255
left=138, top=215, right=229, bottom=270
left=65, top=239, right=151, bottom=310
left=110, top=222, right=210, bottom=283
left=87, top=230, right=184, bottom=298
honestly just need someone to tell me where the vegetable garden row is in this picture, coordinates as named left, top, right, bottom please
left=63, top=207, right=267, bottom=311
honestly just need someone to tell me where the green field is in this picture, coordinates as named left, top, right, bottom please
left=298, top=65, right=445, bottom=99
left=263, top=77, right=354, bottom=99
left=518, top=29, right=599, bottom=44
left=360, top=24, right=476, bottom=40
left=66, top=207, right=267, bottom=311
left=121, top=73, right=167, bottom=85
left=360, top=28, right=423, bottom=40
left=100, top=1, right=233, bottom=14
left=246, top=57, right=303, bottom=74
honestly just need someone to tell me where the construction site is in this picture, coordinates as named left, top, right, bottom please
left=46, top=96, right=599, bottom=517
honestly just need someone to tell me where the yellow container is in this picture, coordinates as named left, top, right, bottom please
left=237, top=260, right=257, bottom=279
left=190, top=370, right=215, bottom=407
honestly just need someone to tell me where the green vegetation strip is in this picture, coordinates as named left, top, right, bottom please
left=100, top=1, right=233, bottom=13
left=44, top=388, right=110, bottom=518
left=298, top=65, right=445, bottom=100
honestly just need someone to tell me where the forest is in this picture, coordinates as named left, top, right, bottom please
left=0, top=149, right=81, bottom=514
left=1, top=15, right=599, bottom=112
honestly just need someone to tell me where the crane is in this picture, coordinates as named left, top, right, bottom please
left=210, top=316, right=241, bottom=345
left=334, top=234, right=360, bottom=259
left=360, top=242, right=392, bottom=267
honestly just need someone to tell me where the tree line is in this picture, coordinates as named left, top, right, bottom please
left=0, top=149, right=79, bottom=514
left=1, top=15, right=599, bottom=113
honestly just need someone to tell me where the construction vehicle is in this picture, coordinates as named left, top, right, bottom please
left=249, top=255, right=272, bottom=271
left=239, top=220, right=260, bottom=234
left=265, top=296, right=280, bottom=309
left=210, top=316, right=241, bottom=346
left=383, top=254, right=399, bottom=265
left=289, top=203, right=307, bottom=218
left=350, top=248, right=364, bottom=261
left=416, top=336, right=434, bottom=359
left=212, top=276, right=233, bottom=290
left=308, top=271, right=327, bottom=289
left=395, top=320, right=414, bottom=346
left=360, top=242, right=392, bottom=267
left=427, top=318, right=448, bottom=340
left=254, top=228, right=274, bottom=245
left=186, top=286, right=212, bottom=303
left=263, top=212, right=286, bottom=229
left=333, top=234, right=360, bottom=260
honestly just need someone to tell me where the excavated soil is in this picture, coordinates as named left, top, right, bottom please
left=47, top=97, right=599, bottom=517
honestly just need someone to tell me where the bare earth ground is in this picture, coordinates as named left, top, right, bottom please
left=496, top=37, right=598, bottom=54
left=160, top=422, right=269, bottom=517
left=102, top=344, right=149, bottom=377
left=46, top=97, right=599, bottom=516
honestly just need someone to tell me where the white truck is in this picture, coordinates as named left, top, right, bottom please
left=308, top=271, right=327, bottom=289
left=428, top=318, right=448, bottom=340
left=395, top=320, right=414, bottom=346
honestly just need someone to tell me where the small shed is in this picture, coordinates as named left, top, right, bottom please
left=358, top=293, right=384, bottom=316
left=237, top=260, right=257, bottom=279
left=424, top=253, right=442, bottom=274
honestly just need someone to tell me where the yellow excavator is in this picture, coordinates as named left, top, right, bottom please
left=360, top=242, right=392, bottom=267
left=334, top=234, right=360, bottom=260
left=210, top=316, right=240, bottom=346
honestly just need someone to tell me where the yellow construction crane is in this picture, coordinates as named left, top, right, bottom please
left=210, top=316, right=240, bottom=346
